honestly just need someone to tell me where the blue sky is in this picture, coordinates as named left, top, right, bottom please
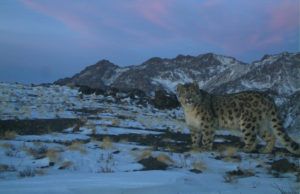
left=0, top=0, right=299, bottom=83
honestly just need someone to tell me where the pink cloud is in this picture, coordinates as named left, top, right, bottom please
left=20, top=0, right=170, bottom=48
left=268, top=0, right=299, bottom=31
left=246, top=0, right=299, bottom=49
left=132, top=0, right=173, bottom=30
left=19, top=0, right=114, bottom=49
left=19, top=0, right=299, bottom=55
left=21, top=0, right=90, bottom=35
left=194, top=0, right=299, bottom=54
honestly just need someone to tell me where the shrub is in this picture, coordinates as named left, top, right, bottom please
left=2, top=131, right=18, bottom=140
left=5, top=144, right=19, bottom=157
left=18, top=167, right=36, bottom=178
left=25, top=145, right=48, bottom=159
left=58, top=161, right=73, bottom=170
left=98, top=153, right=115, bottom=173
left=0, top=164, right=16, bottom=172
left=223, top=167, right=255, bottom=183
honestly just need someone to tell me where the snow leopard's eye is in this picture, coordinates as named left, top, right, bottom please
left=185, top=96, right=193, bottom=104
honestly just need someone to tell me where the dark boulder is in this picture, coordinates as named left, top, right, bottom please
left=270, top=158, right=297, bottom=173
left=77, top=85, right=105, bottom=95
left=105, top=87, right=119, bottom=97
left=126, top=88, right=147, bottom=99
left=138, top=156, right=169, bottom=170
left=152, top=90, right=180, bottom=109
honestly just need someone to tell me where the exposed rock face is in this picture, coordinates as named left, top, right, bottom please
left=77, top=85, right=105, bottom=95
left=54, top=60, right=118, bottom=89
left=152, top=90, right=180, bottom=109
left=213, top=52, right=300, bottom=96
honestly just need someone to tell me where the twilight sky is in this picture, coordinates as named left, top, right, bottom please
left=0, top=0, right=299, bottom=83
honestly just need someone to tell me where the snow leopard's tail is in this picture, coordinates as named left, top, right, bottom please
left=269, top=107, right=300, bottom=155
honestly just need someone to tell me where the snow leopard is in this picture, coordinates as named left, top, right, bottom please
left=176, top=82, right=300, bottom=155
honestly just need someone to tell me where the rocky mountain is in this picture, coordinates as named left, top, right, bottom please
left=213, top=52, right=300, bottom=96
left=55, top=60, right=118, bottom=89
left=55, top=53, right=250, bottom=95
left=55, top=52, right=299, bottom=97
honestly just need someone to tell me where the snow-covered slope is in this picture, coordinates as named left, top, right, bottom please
left=0, top=83, right=299, bottom=194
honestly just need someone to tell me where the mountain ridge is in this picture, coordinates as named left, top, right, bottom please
left=54, top=52, right=299, bottom=96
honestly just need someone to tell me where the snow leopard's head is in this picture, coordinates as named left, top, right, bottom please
left=176, top=82, right=207, bottom=107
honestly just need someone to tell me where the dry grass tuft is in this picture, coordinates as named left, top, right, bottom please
left=0, top=164, right=16, bottom=172
left=101, top=137, right=113, bottom=149
left=0, top=142, right=14, bottom=149
left=137, top=149, right=153, bottom=160
left=220, top=146, right=241, bottom=162
left=111, top=119, right=120, bottom=126
left=24, top=144, right=48, bottom=159
left=131, top=148, right=153, bottom=161
left=46, top=149, right=60, bottom=163
left=68, top=141, right=87, bottom=154
left=156, top=153, right=174, bottom=165
left=1, top=131, right=18, bottom=140
left=223, top=146, right=238, bottom=157
left=192, top=160, right=207, bottom=171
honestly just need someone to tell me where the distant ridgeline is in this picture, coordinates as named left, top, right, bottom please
left=54, top=52, right=300, bottom=97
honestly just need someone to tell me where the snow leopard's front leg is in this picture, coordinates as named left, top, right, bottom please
left=189, top=125, right=202, bottom=149
left=200, top=123, right=214, bottom=150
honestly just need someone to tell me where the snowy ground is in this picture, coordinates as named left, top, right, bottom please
left=0, top=82, right=299, bottom=194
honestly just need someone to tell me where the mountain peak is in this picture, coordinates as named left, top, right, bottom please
left=94, top=59, right=118, bottom=67
left=144, top=57, right=163, bottom=64
left=253, top=52, right=298, bottom=67
left=198, top=52, right=216, bottom=59
left=196, top=53, right=243, bottom=66
left=175, top=54, right=194, bottom=60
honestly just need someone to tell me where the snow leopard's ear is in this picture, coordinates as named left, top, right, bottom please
left=177, top=83, right=183, bottom=87
left=176, top=83, right=183, bottom=92
left=192, top=81, right=199, bottom=89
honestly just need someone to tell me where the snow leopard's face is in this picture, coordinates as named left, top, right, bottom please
left=176, top=82, right=202, bottom=106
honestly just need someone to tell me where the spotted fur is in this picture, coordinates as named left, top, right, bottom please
left=176, top=82, right=300, bottom=155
